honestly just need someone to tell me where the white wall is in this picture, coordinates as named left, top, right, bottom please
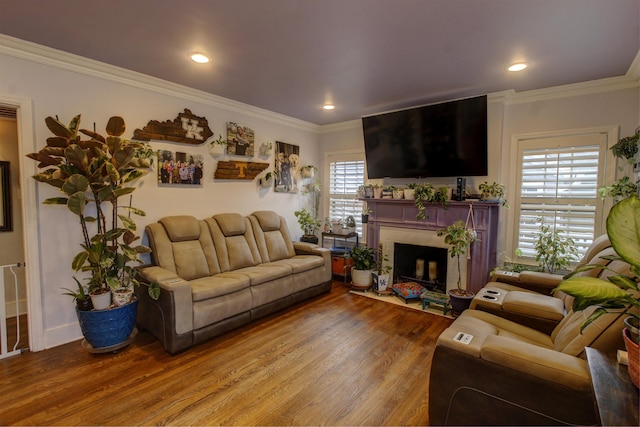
left=0, top=38, right=323, bottom=349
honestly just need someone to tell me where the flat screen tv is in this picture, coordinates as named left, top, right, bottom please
left=362, top=95, right=487, bottom=179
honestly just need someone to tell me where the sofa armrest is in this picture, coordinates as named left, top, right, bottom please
left=492, top=269, right=563, bottom=295
left=294, top=243, right=332, bottom=278
left=481, top=335, right=591, bottom=391
left=137, top=265, right=194, bottom=337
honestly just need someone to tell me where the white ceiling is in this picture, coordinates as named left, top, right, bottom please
left=1, top=0, right=638, bottom=125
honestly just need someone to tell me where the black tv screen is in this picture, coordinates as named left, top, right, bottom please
left=362, top=95, right=488, bottom=179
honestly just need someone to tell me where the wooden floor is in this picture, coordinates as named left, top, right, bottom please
left=0, top=282, right=453, bottom=426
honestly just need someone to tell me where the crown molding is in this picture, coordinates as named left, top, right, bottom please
left=0, top=34, right=321, bottom=133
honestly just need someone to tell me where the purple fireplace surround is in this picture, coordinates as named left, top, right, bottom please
left=364, top=199, right=500, bottom=294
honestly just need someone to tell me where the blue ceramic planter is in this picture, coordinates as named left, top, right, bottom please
left=75, top=295, right=138, bottom=349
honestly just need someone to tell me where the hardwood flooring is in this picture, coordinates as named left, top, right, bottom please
left=0, top=282, right=453, bottom=426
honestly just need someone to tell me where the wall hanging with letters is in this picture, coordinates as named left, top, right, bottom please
left=134, top=109, right=213, bottom=144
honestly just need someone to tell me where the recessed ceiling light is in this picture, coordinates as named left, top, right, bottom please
left=508, top=62, right=527, bottom=72
left=323, top=104, right=335, bottom=110
left=190, top=52, right=210, bottom=64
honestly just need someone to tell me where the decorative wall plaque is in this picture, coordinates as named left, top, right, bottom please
left=214, top=160, right=268, bottom=180
left=133, top=109, right=213, bottom=144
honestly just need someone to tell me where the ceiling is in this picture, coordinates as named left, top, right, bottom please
left=1, top=0, right=639, bottom=125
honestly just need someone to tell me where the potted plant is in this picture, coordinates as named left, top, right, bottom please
left=610, top=129, right=639, bottom=164
left=437, top=220, right=477, bottom=315
left=392, top=186, right=404, bottom=199
left=479, top=181, right=508, bottom=207
left=208, top=133, right=228, bottom=157
left=361, top=207, right=371, bottom=224
left=372, top=242, right=391, bottom=292
left=372, top=183, right=383, bottom=199
left=343, top=215, right=356, bottom=234
left=300, top=164, right=317, bottom=179
left=347, top=245, right=376, bottom=289
left=259, top=141, right=273, bottom=156
left=62, top=278, right=92, bottom=311
left=599, top=175, right=639, bottom=201
left=533, top=216, right=579, bottom=274
left=414, top=183, right=449, bottom=220
left=404, top=183, right=417, bottom=200
left=555, top=194, right=640, bottom=387
left=294, top=208, right=321, bottom=244
left=27, top=114, right=160, bottom=350
left=258, top=171, right=275, bottom=188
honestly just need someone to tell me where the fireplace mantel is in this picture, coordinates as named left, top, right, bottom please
left=364, top=199, right=500, bottom=294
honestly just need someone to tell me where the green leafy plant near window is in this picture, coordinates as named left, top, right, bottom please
left=294, top=208, right=321, bottom=236
left=479, top=181, right=508, bottom=207
left=599, top=129, right=640, bottom=201
left=610, top=129, right=639, bottom=164
left=533, top=216, right=579, bottom=274
left=414, top=183, right=449, bottom=220
left=598, top=175, right=639, bottom=201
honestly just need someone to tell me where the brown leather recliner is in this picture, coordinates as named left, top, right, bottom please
left=470, top=235, right=618, bottom=334
left=428, top=304, right=626, bottom=425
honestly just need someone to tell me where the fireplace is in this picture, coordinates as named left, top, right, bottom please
left=380, top=226, right=465, bottom=293
left=393, top=243, right=448, bottom=293
left=364, top=199, right=499, bottom=294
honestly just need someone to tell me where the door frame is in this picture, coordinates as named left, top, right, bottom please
left=0, top=94, right=44, bottom=352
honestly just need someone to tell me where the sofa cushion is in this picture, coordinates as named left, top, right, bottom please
left=159, top=215, right=201, bottom=242
left=502, top=291, right=565, bottom=321
left=233, top=264, right=292, bottom=286
left=252, top=210, right=281, bottom=231
left=269, top=256, right=325, bottom=274
left=172, top=240, right=211, bottom=280
left=189, top=273, right=250, bottom=302
left=215, top=213, right=246, bottom=236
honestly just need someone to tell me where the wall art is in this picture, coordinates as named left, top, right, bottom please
left=134, top=109, right=213, bottom=144
left=226, top=122, right=255, bottom=156
left=275, top=141, right=300, bottom=193
left=214, top=160, right=269, bottom=180
left=157, top=149, right=204, bottom=186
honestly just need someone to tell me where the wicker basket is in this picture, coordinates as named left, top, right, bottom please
left=75, top=295, right=138, bottom=349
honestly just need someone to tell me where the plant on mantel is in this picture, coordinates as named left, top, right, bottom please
left=413, top=183, right=449, bottom=220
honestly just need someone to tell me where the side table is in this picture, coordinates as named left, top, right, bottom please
left=585, top=347, right=639, bottom=426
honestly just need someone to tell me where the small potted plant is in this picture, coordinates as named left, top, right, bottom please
left=259, top=141, right=273, bottom=156
left=392, top=186, right=404, bottom=199
left=372, top=242, right=391, bottom=292
left=300, top=165, right=318, bottom=179
left=437, top=220, right=477, bottom=315
left=347, top=245, right=376, bottom=289
left=533, top=216, right=579, bottom=274
left=372, top=183, right=383, bottom=199
left=343, top=215, right=356, bottom=234
left=598, top=176, right=639, bottom=202
left=361, top=207, right=371, bottom=224
left=258, top=171, right=275, bottom=188
left=555, top=194, right=640, bottom=387
left=404, top=183, right=417, bottom=200
left=294, top=208, right=321, bottom=244
left=209, top=134, right=228, bottom=157
left=414, top=183, right=449, bottom=220
left=479, top=181, right=508, bottom=207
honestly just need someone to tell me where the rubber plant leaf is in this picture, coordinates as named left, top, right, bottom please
left=64, top=145, right=89, bottom=173
left=66, top=192, right=86, bottom=217
left=61, top=174, right=89, bottom=197
left=45, top=116, right=75, bottom=139
left=43, top=197, right=69, bottom=205
left=105, top=116, right=126, bottom=137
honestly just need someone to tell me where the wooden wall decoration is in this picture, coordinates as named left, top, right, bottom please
left=133, top=109, right=213, bottom=144
left=214, top=161, right=269, bottom=180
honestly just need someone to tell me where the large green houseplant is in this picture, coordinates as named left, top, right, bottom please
left=27, top=114, right=159, bottom=349
left=555, top=194, right=640, bottom=386
left=348, top=245, right=376, bottom=289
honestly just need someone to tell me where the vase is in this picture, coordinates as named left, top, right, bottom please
left=403, top=188, right=415, bottom=200
left=393, top=189, right=404, bottom=199
left=113, top=288, right=133, bottom=306
left=623, top=327, right=640, bottom=388
left=448, top=289, right=474, bottom=316
left=89, top=290, right=112, bottom=310
left=351, top=269, right=373, bottom=289
left=373, top=187, right=383, bottom=198
left=208, top=143, right=225, bottom=157
left=76, top=295, right=138, bottom=349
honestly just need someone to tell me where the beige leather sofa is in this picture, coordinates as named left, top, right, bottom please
left=135, top=210, right=332, bottom=354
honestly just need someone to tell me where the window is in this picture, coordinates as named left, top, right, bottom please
left=326, top=153, right=365, bottom=239
left=513, top=130, right=612, bottom=261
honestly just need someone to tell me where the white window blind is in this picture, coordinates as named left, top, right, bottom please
left=517, top=145, right=601, bottom=259
left=328, top=158, right=365, bottom=236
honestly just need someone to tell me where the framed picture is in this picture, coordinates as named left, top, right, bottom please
left=157, top=150, right=204, bottom=186
left=0, top=161, right=11, bottom=232
left=275, top=141, right=300, bottom=193
left=226, top=122, right=254, bottom=157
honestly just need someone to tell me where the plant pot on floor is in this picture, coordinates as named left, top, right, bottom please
left=623, top=327, right=639, bottom=388
left=448, top=289, right=474, bottom=316
left=76, top=295, right=138, bottom=349
left=351, top=268, right=373, bottom=289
